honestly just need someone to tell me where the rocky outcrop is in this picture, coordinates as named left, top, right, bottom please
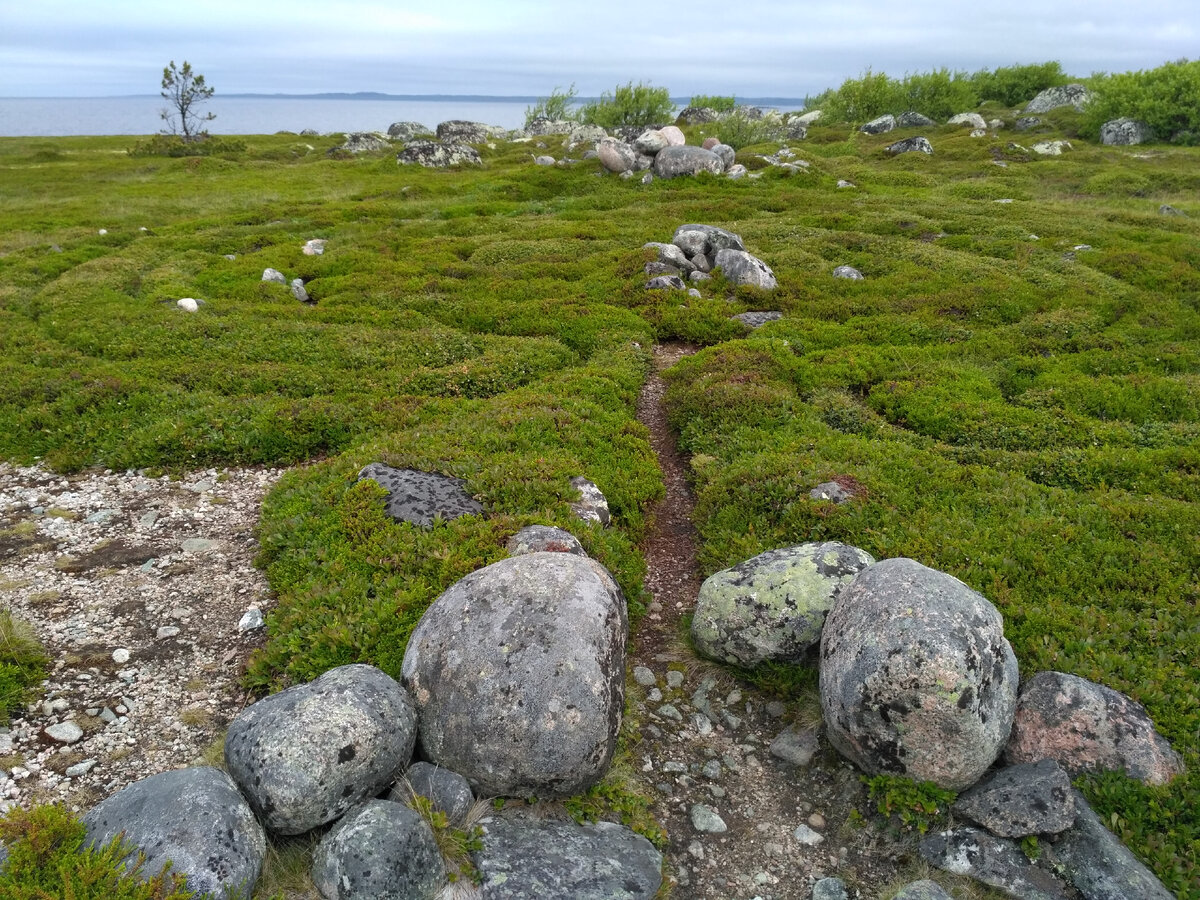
left=471, top=815, right=663, bottom=899
left=820, top=558, right=1019, bottom=790
left=401, top=552, right=627, bottom=797
left=1004, top=671, right=1184, bottom=785
left=691, top=542, right=875, bottom=668
left=1100, top=117, right=1153, bottom=145
left=714, top=249, right=777, bottom=289
left=82, top=766, right=266, bottom=899
left=224, top=664, right=418, bottom=835
left=435, top=120, right=502, bottom=143
left=1025, top=84, right=1093, bottom=114
left=357, top=463, right=483, bottom=526
left=396, top=140, right=482, bottom=167
left=387, top=121, right=431, bottom=140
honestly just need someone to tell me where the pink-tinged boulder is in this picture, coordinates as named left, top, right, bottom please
left=660, top=125, right=686, bottom=146
left=820, top=558, right=1019, bottom=790
left=1004, top=671, right=1184, bottom=785
left=597, top=138, right=636, bottom=174
left=702, top=137, right=720, bottom=150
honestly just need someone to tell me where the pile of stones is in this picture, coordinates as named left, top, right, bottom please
left=597, top=126, right=743, bottom=180
left=643, top=223, right=777, bottom=294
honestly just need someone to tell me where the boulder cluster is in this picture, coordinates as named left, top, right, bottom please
left=597, top=125, right=745, bottom=180
left=643, top=223, right=777, bottom=296
left=691, top=542, right=1183, bottom=898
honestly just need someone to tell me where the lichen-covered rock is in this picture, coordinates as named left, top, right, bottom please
left=1032, top=140, right=1072, bottom=156
left=597, top=138, right=636, bottom=173
left=566, top=124, right=609, bottom=150
left=435, top=120, right=501, bottom=143
left=920, top=827, right=1074, bottom=900
left=713, top=248, right=777, bottom=289
left=225, top=664, right=417, bottom=835
left=652, top=146, right=724, bottom=178
left=1025, top=84, right=1093, bottom=114
left=832, top=265, right=864, bottom=280
left=396, top=140, right=482, bottom=167
left=860, top=114, right=896, bottom=134
left=886, top=137, right=933, bottom=155
left=506, top=524, right=586, bottom=557
left=1004, top=671, right=1184, bottom=785
left=82, top=766, right=266, bottom=899
left=262, top=267, right=286, bottom=284
left=897, top=111, right=936, bottom=128
left=569, top=475, right=611, bottom=526
left=645, top=274, right=686, bottom=291
left=311, top=800, right=446, bottom=900
left=678, top=106, right=720, bottom=124
left=401, top=552, right=627, bottom=797
left=692, top=542, right=875, bottom=668
left=1100, top=117, right=1153, bottom=145
left=524, top=117, right=574, bottom=136
left=673, top=224, right=745, bottom=254
left=643, top=241, right=694, bottom=272
left=357, top=462, right=483, bottom=527
left=732, top=311, right=782, bottom=329
left=472, top=815, right=662, bottom=899
left=710, top=142, right=736, bottom=171
left=953, top=760, right=1075, bottom=837
left=387, top=121, right=431, bottom=140
left=948, top=112, right=987, bottom=129
left=633, top=129, right=669, bottom=155
left=337, top=132, right=391, bottom=153
left=891, top=881, right=953, bottom=900
left=820, top=558, right=1019, bottom=790
left=390, top=761, right=475, bottom=824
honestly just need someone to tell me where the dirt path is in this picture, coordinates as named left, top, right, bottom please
left=631, top=344, right=907, bottom=899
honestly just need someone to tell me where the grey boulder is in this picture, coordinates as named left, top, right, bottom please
left=82, top=766, right=266, bottom=899
left=311, top=800, right=446, bottom=900
left=820, top=558, right=1020, bottom=790
left=710, top=143, right=736, bottom=171
left=1025, top=84, right=1093, bottom=113
left=336, top=132, right=391, bottom=153
left=652, top=146, right=725, bottom=178
left=644, top=241, right=694, bottom=272
left=732, top=311, right=782, bottom=329
left=472, top=815, right=662, bottom=899
left=714, top=248, right=777, bottom=289
left=397, top=140, right=482, bottom=168
left=860, top=114, right=896, bottom=134
left=886, top=137, right=934, bottom=155
left=919, top=827, right=1073, bottom=900
left=390, top=760, right=475, bottom=824
left=953, top=759, right=1075, bottom=837
left=1100, top=117, right=1153, bottom=145
left=1004, top=670, right=1184, bottom=785
left=524, top=116, right=574, bottom=136
left=633, top=129, right=669, bottom=155
left=897, top=111, right=936, bottom=128
left=948, top=112, right=987, bottom=129
left=677, top=106, right=720, bottom=124
left=570, top=475, right=611, bottom=526
left=387, top=121, right=431, bottom=140
left=262, top=267, right=286, bottom=284
left=832, top=265, right=864, bottom=280
left=597, top=138, right=636, bottom=173
left=692, top=542, right=875, bottom=668
left=566, top=124, right=610, bottom=151
left=645, top=275, right=686, bottom=291
left=401, top=552, right=627, bottom=797
left=357, top=462, right=483, bottom=527
left=673, top=224, right=746, bottom=254
left=891, top=881, right=953, bottom=900
left=436, top=120, right=500, bottom=143
left=506, top=524, right=586, bottom=557
left=224, top=664, right=418, bottom=835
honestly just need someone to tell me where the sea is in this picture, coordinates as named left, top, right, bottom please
left=0, top=95, right=808, bottom=138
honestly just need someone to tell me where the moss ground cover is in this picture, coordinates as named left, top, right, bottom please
left=0, top=117, right=1197, bottom=893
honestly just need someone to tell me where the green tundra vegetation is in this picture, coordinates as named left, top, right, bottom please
left=0, top=66, right=1198, bottom=896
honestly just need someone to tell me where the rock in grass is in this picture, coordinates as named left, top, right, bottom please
left=886, top=137, right=933, bottom=155
left=820, top=558, right=1019, bottom=790
left=401, top=552, right=627, bottom=798
left=82, top=766, right=266, bottom=900
left=713, top=248, right=777, bottom=289
left=311, top=800, right=446, bottom=900
left=390, top=761, right=475, bottom=824
left=953, top=759, right=1075, bottom=837
left=645, top=275, right=686, bottom=291
left=1100, top=117, right=1153, bottom=145
left=692, top=542, right=875, bottom=668
left=396, top=140, right=482, bottom=167
left=337, top=132, right=391, bottom=153
left=1032, top=140, right=1071, bottom=156
left=1025, top=84, right=1093, bottom=114
left=570, top=476, right=611, bottom=526
left=732, top=311, right=782, bottom=329
left=1004, top=671, right=1184, bottom=785
left=506, top=525, right=586, bottom=557
left=262, top=268, right=286, bottom=284
left=387, top=121, right=431, bottom=140
left=948, top=112, right=987, bottom=129
left=919, top=827, right=1074, bottom=900
left=224, top=664, right=417, bottom=835
left=598, top=138, right=637, bottom=173
left=892, top=881, right=953, bottom=900
left=471, top=816, right=662, bottom=900
left=357, top=463, right=483, bottom=527
left=644, top=241, right=695, bottom=272
left=897, top=111, right=936, bottom=127
left=435, top=120, right=500, bottom=143
left=290, top=278, right=309, bottom=303
left=652, top=146, right=725, bottom=179
left=859, top=114, right=896, bottom=134
left=710, top=143, right=736, bottom=171
left=832, top=265, right=864, bottom=279
left=176, top=298, right=200, bottom=312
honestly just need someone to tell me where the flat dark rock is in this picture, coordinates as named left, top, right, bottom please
left=357, top=463, right=483, bottom=527
left=953, top=759, right=1075, bottom=837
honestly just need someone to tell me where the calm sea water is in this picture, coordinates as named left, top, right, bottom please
left=0, top=95, right=807, bottom=138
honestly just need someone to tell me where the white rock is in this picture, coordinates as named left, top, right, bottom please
left=793, top=824, right=825, bottom=846
left=177, top=298, right=199, bottom=312
left=238, top=608, right=264, bottom=632
left=45, top=722, right=84, bottom=744
left=302, top=239, right=327, bottom=255
left=112, top=648, right=130, bottom=664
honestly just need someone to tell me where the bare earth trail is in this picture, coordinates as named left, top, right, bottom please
left=631, top=344, right=908, bottom=899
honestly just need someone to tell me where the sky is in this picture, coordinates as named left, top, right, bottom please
left=1, top=0, right=1195, bottom=99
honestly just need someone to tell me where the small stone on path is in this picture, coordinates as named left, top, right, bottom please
left=691, top=804, right=727, bottom=833
left=45, top=722, right=84, bottom=744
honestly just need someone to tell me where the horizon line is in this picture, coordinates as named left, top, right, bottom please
left=0, top=92, right=811, bottom=103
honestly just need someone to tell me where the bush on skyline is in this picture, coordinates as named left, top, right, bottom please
left=524, top=83, right=580, bottom=128
left=1082, top=58, right=1200, bottom=144
left=972, top=61, right=1070, bottom=106
left=689, top=94, right=737, bottom=112
left=578, top=81, right=675, bottom=129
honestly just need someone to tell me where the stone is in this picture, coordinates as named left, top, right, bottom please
left=732, top=311, right=782, bottom=329
left=886, top=137, right=934, bottom=155
left=710, top=143, right=735, bottom=171
left=652, top=146, right=724, bottom=179
left=832, top=265, right=864, bottom=280
left=83, top=766, right=266, bottom=899
left=471, top=815, right=662, bottom=899
left=597, top=138, right=637, bottom=173
left=569, top=475, right=611, bottom=526
left=860, top=114, right=896, bottom=134
left=435, top=120, right=500, bottom=143
left=290, top=278, right=309, bottom=303
left=810, top=481, right=853, bottom=503
left=301, top=238, right=326, bottom=255
left=1004, top=671, right=1184, bottom=785
left=820, top=558, right=1020, bottom=790
left=176, top=298, right=199, bottom=312
left=837, top=179, right=855, bottom=188
left=644, top=241, right=694, bottom=272
left=948, top=112, right=987, bottom=129
left=237, top=608, right=264, bottom=631
left=701, top=136, right=720, bottom=150
left=357, top=462, right=483, bottom=527
left=785, top=119, right=809, bottom=139
left=1025, top=84, right=1093, bottom=114
left=506, top=524, right=586, bottom=557
left=769, top=725, right=820, bottom=767
left=1100, top=117, right=1153, bottom=145
left=691, top=804, right=727, bottom=833
left=920, top=827, right=1074, bottom=900
left=524, top=117, right=574, bottom=136
left=390, top=761, right=475, bottom=824
left=387, top=121, right=431, bottom=140
left=953, top=760, right=1075, bottom=837
left=65, top=758, right=97, bottom=777
left=1032, top=140, right=1072, bottom=156
left=633, top=129, right=669, bottom=155
left=673, top=224, right=745, bottom=254
left=182, top=537, right=219, bottom=553
left=726, top=164, right=748, bottom=179
left=633, top=666, right=656, bottom=687
left=534, top=155, right=555, bottom=166
left=1040, top=790, right=1174, bottom=899
left=402, top=552, right=626, bottom=798
left=1159, top=204, right=1186, bottom=216
left=1015, top=116, right=1041, bottom=131
left=645, top=275, right=685, bottom=291
left=111, top=647, right=130, bottom=664
left=311, top=799, right=446, bottom=900
left=261, top=268, right=286, bottom=284
left=44, top=722, right=84, bottom=744
left=640, top=172, right=653, bottom=185
left=897, top=111, right=937, bottom=128
left=645, top=261, right=680, bottom=278
left=565, top=124, right=609, bottom=151
left=792, top=824, right=823, bottom=846
left=396, top=140, right=482, bottom=167
left=891, top=880, right=954, bottom=900
left=713, top=248, right=777, bottom=290
left=679, top=106, right=720, bottom=124
left=660, top=125, right=686, bottom=146
left=336, top=132, right=391, bottom=153
left=224, top=664, right=418, bottom=835
left=812, top=877, right=849, bottom=900
left=693, top=542, right=875, bottom=668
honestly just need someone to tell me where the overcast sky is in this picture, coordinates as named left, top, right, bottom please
left=2, top=0, right=1195, bottom=98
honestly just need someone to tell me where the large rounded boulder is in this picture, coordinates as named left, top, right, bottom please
left=225, top=664, right=418, bottom=835
left=691, top=542, right=875, bottom=668
left=401, top=552, right=627, bottom=798
left=819, top=558, right=1019, bottom=790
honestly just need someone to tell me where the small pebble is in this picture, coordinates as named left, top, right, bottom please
left=111, top=648, right=130, bottom=664
left=691, top=804, right=727, bottom=833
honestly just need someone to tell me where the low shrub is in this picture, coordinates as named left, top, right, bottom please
left=524, top=84, right=579, bottom=128
left=717, top=110, right=782, bottom=150
left=689, top=94, right=737, bottom=112
left=0, top=610, right=48, bottom=723
left=971, top=61, right=1071, bottom=107
left=128, top=134, right=247, bottom=157
left=578, top=81, right=675, bottom=129
left=1082, top=58, right=1200, bottom=144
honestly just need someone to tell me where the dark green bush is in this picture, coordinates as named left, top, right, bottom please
left=900, top=68, right=978, bottom=120
left=971, top=61, right=1071, bottom=107
left=1082, top=59, right=1200, bottom=144
left=689, top=94, right=737, bottom=112
left=128, top=134, right=247, bottom=157
left=579, top=81, right=675, bottom=129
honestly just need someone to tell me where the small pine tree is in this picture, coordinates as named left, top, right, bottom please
left=160, top=60, right=216, bottom=140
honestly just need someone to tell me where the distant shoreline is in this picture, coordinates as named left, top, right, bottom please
left=0, top=92, right=809, bottom=105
